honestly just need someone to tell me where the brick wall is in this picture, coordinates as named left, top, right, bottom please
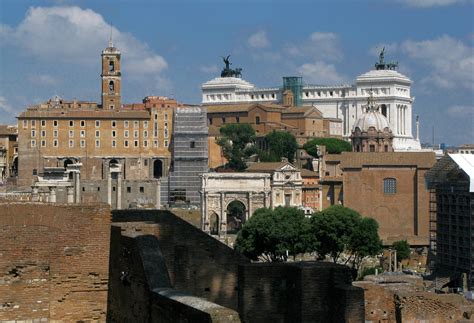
left=112, top=210, right=249, bottom=310
left=238, top=262, right=365, bottom=323
left=0, top=202, right=110, bottom=321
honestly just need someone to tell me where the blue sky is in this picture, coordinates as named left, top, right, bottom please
left=0, top=0, right=473, bottom=145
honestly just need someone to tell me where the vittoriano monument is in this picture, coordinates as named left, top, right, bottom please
left=375, top=47, right=398, bottom=70
left=221, top=55, right=242, bottom=78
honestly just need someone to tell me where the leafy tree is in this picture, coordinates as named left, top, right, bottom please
left=309, top=205, right=382, bottom=269
left=303, top=138, right=352, bottom=157
left=261, top=131, right=298, bottom=163
left=216, top=123, right=256, bottom=171
left=235, top=207, right=311, bottom=262
left=392, top=240, right=410, bottom=261
left=309, top=205, right=360, bottom=262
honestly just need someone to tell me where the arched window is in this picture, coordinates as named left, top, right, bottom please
left=109, top=81, right=114, bottom=92
left=109, top=60, right=114, bottom=72
left=256, top=116, right=260, bottom=125
left=383, top=178, right=397, bottom=194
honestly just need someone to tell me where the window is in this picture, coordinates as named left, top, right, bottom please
left=41, top=130, right=46, bottom=137
left=384, top=178, right=397, bottom=194
left=112, top=130, right=116, bottom=138
left=112, top=140, right=116, bottom=148
left=80, top=140, right=85, bottom=148
left=154, top=140, right=158, bottom=147
left=143, top=130, right=148, bottom=138
left=330, top=91, right=333, bottom=96
left=80, top=120, right=85, bottom=127
left=124, top=140, right=129, bottom=147
left=53, top=120, right=58, bottom=127
left=95, top=120, right=100, bottom=127
left=222, top=117, right=226, bottom=123
left=134, top=140, right=139, bottom=147
left=190, top=141, right=195, bottom=148
left=95, top=140, right=100, bottom=148
left=31, top=140, right=36, bottom=147
left=69, top=130, right=74, bottom=138
left=164, top=122, right=168, bottom=128
left=384, top=145, right=388, bottom=152
left=80, top=130, right=85, bottom=138
left=31, top=130, right=36, bottom=138
left=164, top=129, right=168, bottom=138
left=109, top=60, right=114, bottom=72
left=134, top=130, right=139, bottom=138
left=369, top=145, right=375, bottom=152
left=53, top=139, right=58, bottom=147
left=236, top=116, right=240, bottom=123
left=41, top=120, right=46, bottom=127
left=69, top=120, right=74, bottom=127
left=31, top=120, right=36, bottom=128
left=69, top=140, right=74, bottom=148
left=139, top=187, right=144, bottom=193
left=256, top=116, right=260, bottom=125
left=32, top=169, right=37, bottom=175
left=209, top=118, right=213, bottom=125
left=109, top=81, right=114, bottom=92
left=144, top=159, right=148, bottom=166
left=95, top=130, right=100, bottom=138
left=124, top=130, right=129, bottom=138
left=133, top=121, right=139, bottom=128
left=41, top=140, right=46, bottom=147
left=111, top=120, right=116, bottom=128
left=23, top=120, right=28, bottom=129
left=164, top=113, right=168, bottom=119
left=124, top=120, right=129, bottom=128
left=143, top=121, right=148, bottom=128
left=164, top=140, right=169, bottom=147
left=127, top=187, right=131, bottom=193
left=154, top=114, right=158, bottom=120
left=143, top=140, right=148, bottom=147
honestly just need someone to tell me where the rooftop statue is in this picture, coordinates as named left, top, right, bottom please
left=375, top=47, right=398, bottom=71
left=220, top=55, right=243, bottom=78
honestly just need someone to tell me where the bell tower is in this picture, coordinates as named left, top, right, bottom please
left=101, top=36, right=121, bottom=109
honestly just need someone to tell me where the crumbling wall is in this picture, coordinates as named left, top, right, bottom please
left=0, top=203, right=110, bottom=321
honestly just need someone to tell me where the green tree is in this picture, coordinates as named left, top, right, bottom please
left=303, top=138, right=352, bottom=157
left=216, top=123, right=256, bottom=171
left=261, top=131, right=298, bottom=163
left=309, top=205, right=382, bottom=269
left=392, top=240, right=410, bottom=261
left=235, top=207, right=311, bottom=262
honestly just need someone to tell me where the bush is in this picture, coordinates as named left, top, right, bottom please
left=303, top=137, right=352, bottom=157
left=392, top=240, right=410, bottom=261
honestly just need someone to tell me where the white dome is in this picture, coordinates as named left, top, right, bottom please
left=354, top=109, right=391, bottom=132
left=356, top=69, right=411, bottom=84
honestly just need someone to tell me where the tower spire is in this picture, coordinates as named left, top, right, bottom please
left=109, top=26, right=114, bottom=48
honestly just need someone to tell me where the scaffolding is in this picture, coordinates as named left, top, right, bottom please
left=283, top=77, right=303, bottom=107
left=168, top=107, right=208, bottom=207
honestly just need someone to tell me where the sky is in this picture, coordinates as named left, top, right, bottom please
left=0, top=0, right=473, bottom=146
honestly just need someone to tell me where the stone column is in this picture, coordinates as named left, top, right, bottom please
left=107, top=172, right=112, bottom=206
left=155, top=180, right=161, bottom=209
left=49, top=186, right=56, bottom=203
left=248, top=192, right=253, bottom=221
left=75, top=172, right=81, bottom=204
left=394, top=249, right=398, bottom=272
left=32, top=186, right=39, bottom=202
left=220, top=192, right=225, bottom=236
left=116, top=172, right=122, bottom=210
left=67, top=186, right=74, bottom=204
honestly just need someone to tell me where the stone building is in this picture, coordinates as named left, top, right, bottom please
left=319, top=151, right=436, bottom=246
left=17, top=42, right=177, bottom=192
left=350, top=92, right=394, bottom=153
left=202, top=52, right=420, bottom=151
left=426, top=154, right=474, bottom=289
left=0, top=125, right=18, bottom=181
left=301, top=168, right=321, bottom=212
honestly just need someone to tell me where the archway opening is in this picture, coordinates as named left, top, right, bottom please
left=210, top=212, right=219, bottom=235
left=153, top=160, right=163, bottom=178
left=226, top=200, right=246, bottom=234
left=11, top=156, right=18, bottom=176
left=109, top=159, right=119, bottom=167
left=64, top=159, right=74, bottom=169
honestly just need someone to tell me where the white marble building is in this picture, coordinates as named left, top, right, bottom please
left=202, top=63, right=421, bottom=151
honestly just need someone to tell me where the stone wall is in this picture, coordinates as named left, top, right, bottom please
left=112, top=209, right=249, bottom=310
left=238, top=262, right=365, bottom=323
left=0, top=202, right=110, bottom=321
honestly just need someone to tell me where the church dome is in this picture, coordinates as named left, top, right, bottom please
left=353, top=93, right=391, bottom=133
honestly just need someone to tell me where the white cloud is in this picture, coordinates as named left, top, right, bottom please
left=28, top=73, right=59, bottom=86
left=285, top=31, right=343, bottom=61
left=0, top=6, right=167, bottom=77
left=199, top=65, right=220, bottom=74
left=446, top=105, right=474, bottom=118
left=297, top=61, right=348, bottom=85
left=248, top=30, right=270, bottom=49
left=396, top=0, right=469, bottom=7
left=401, top=35, right=473, bottom=90
left=0, top=96, right=14, bottom=115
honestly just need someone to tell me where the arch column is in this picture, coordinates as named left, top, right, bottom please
left=220, top=192, right=226, bottom=236
left=49, top=186, right=56, bottom=203
left=247, top=192, right=253, bottom=221
left=67, top=186, right=74, bottom=204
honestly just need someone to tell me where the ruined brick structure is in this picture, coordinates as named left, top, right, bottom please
left=0, top=203, right=111, bottom=321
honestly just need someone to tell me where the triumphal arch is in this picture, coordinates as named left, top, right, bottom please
left=200, top=173, right=271, bottom=236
